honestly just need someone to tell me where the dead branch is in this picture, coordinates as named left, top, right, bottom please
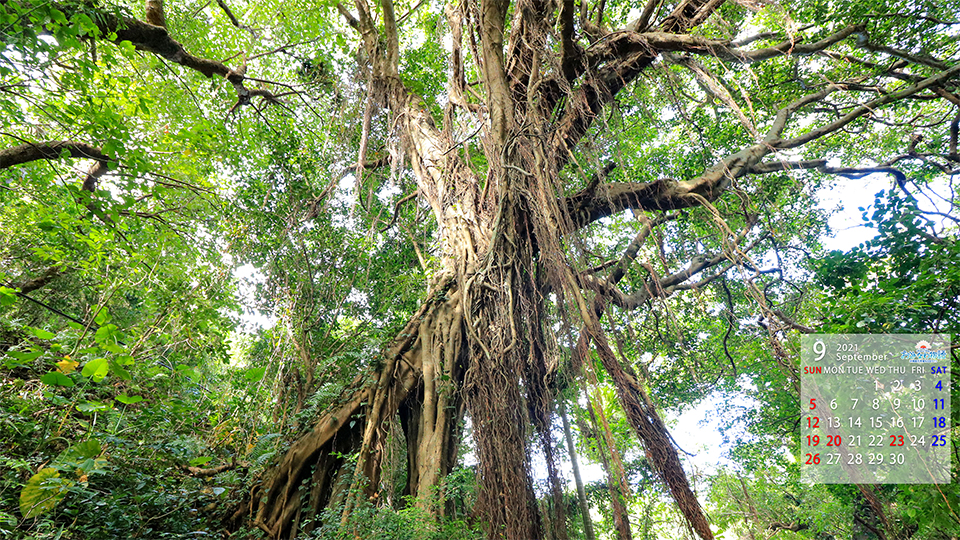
left=182, top=459, right=250, bottom=477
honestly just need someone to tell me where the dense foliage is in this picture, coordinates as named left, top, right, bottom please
left=1, top=0, right=958, bottom=538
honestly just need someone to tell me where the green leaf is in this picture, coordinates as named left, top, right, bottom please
left=19, top=468, right=71, bottom=519
left=244, top=366, right=266, bottom=382
left=116, top=354, right=135, bottom=365
left=109, top=360, right=131, bottom=380
left=76, top=400, right=111, bottom=413
left=0, top=286, right=17, bottom=307
left=94, top=324, right=119, bottom=344
left=74, top=439, right=101, bottom=459
left=26, top=326, right=56, bottom=340
left=117, top=40, right=136, bottom=54
left=93, top=310, right=110, bottom=325
left=6, top=349, right=43, bottom=363
left=81, top=358, right=109, bottom=382
left=116, top=393, right=143, bottom=404
left=40, top=372, right=75, bottom=387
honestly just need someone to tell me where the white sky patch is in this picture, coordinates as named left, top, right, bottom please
left=378, top=183, right=402, bottom=205
left=233, top=263, right=277, bottom=331
left=815, top=175, right=888, bottom=251
left=670, top=393, right=741, bottom=477
left=346, top=288, right=370, bottom=309
left=816, top=172, right=957, bottom=252
left=407, top=30, right=427, bottom=50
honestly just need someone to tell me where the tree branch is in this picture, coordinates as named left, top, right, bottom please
left=10, top=266, right=64, bottom=295
left=0, top=139, right=111, bottom=191
left=215, top=0, right=259, bottom=39
left=379, top=190, right=418, bottom=232
left=590, top=24, right=862, bottom=68
left=182, top=459, right=250, bottom=477
left=557, top=0, right=584, bottom=81
left=771, top=64, right=960, bottom=149
left=144, top=0, right=166, bottom=27
left=559, top=66, right=960, bottom=228
left=659, top=0, right=723, bottom=32
left=853, top=32, right=950, bottom=71
left=46, top=3, right=280, bottom=110
left=0, top=140, right=107, bottom=168
left=479, top=0, right=512, bottom=143
left=547, top=0, right=727, bottom=169
left=380, top=0, right=400, bottom=76
left=580, top=253, right=727, bottom=309
left=335, top=3, right=360, bottom=30
left=633, top=0, right=661, bottom=32
left=666, top=53, right=758, bottom=137
left=564, top=179, right=693, bottom=227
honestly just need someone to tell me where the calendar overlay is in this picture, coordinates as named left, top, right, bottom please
left=801, top=334, right=952, bottom=484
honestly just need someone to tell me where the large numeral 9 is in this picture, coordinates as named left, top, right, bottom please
left=814, top=340, right=826, bottom=361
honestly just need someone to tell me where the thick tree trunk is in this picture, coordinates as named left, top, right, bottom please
left=235, top=279, right=466, bottom=538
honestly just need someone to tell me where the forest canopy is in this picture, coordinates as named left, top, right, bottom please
left=1, top=0, right=958, bottom=538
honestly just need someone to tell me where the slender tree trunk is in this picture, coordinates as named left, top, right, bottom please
left=584, top=401, right=633, bottom=540
left=560, top=401, right=596, bottom=540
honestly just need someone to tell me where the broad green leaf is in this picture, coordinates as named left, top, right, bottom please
left=244, top=366, right=266, bottom=382
left=103, top=342, right=125, bottom=354
left=74, top=440, right=101, bottom=459
left=7, top=349, right=42, bottom=361
left=94, top=324, right=118, bottom=344
left=19, top=468, right=71, bottom=519
left=116, top=354, right=135, bottom=366
left=93, top=310, right=109, bottom=325
left=0, top=286, right=17, bottom=307
left=189, top=456, right=212, bottom=467
left=116, top=393, right=143, bottom=404
left=76, top=401, right=111, bottom=413
left=81, top=358, right=109, bottom=382
left=40, top=372, right=74, bottom=387
left=25, top=326, right=55, bottom=340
